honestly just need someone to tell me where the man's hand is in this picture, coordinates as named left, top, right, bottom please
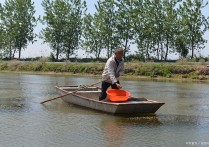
left=116, top=83, right=122, bottom=89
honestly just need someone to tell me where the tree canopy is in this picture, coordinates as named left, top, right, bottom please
left=0, top=0, right=37, bottom=59
left=0, top=0, right=208, bottom=61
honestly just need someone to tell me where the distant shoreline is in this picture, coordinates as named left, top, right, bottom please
left=1, top=60, right=209, bottom=82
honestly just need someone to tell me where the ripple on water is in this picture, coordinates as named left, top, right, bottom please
left=190, top=104, right=209, bottom=111
left=1, top=73, right=209, bottom=146
left=0, top=98, right=32, bottom=113
left=100, top=115, right=209, bottom=146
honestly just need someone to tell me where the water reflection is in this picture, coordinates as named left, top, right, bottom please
left=99, top=114, right=209, bottom=146
left=102, top=118, right=126, bottom=147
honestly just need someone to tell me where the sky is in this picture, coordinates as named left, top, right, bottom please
left=1, top=0, right=209, bottom=59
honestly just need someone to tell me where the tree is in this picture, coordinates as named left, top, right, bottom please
left=0, top=24, right=6, bottom=58
left=0, top=2, right=15, bottom=59
left=131, top=0, right=154, bottom=61
left=0, top=4, right=5, bottom=58
left=63, top=0, right=86, bottom=60
left=2, top=0, right=37, bottom=59
left=178, top=0, right=209, bottom=58
left=114, top=0, right=134, bottom=60
left=161, top=0, right=179, bottom=61
left=83, top=13, right=104, bottom=59
left=175, top=35, right=189, bottom=58
left=41, top=0, right=86, bottom=61
left=95, top=0, right=120, bottom=58
left=41, top=0, right=70, bottom=61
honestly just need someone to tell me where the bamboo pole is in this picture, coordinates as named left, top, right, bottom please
left=40, top=81, right=101, bottom=104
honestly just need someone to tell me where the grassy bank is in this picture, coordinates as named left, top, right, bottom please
left=1, top=60, right=209, bottom=81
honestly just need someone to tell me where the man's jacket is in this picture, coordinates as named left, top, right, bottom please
left=102, top=54, right=124, bottom=84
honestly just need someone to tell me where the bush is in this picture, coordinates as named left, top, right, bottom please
left=0, top=62, right=8, bottom=70
left=189, top=72, right=198, bottom=79
left=7, top=60, right=22, bottom=71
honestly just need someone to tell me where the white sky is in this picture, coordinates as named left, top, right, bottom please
left=1, top=0, right=209, bottom=59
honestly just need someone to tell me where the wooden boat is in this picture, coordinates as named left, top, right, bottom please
left=55, top=86, right=165, bottom=114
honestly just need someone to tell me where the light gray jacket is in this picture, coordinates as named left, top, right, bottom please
left=102, top=55, right=124, bottom=84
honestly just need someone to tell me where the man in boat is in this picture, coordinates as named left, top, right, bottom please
left=99, top=48, right=124, bottom=101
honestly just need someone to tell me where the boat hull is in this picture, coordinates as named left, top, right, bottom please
left=56, top=86, right=165, bottom=114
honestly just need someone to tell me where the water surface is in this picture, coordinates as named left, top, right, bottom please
left=0, top=73, right=209, bottom=147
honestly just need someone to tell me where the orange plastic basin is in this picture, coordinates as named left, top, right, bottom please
left=106, top=89, right=131, bottom=102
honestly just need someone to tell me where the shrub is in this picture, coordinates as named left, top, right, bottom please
left=7, top=60, right=22, bottom=71
left=0, top=62, right=8, bottom=70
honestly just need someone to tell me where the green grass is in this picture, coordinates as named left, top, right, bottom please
left=1, top=60, right=209, bottom=80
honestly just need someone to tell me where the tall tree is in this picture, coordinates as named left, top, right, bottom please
left=161, top=0, right=179, bottom=61
left=0, top=25, right=6, bottom=59
left=63, top=0, right=86, bottom=60
left=41, top=0, right=86, bottom=61
left=0, top=2, right=15, bottom=59
left=178, top=0, right=209, bottom=58
left=95, top=0, right=120, bottom=58
left=83, top=13, right=103, bottom=59
left=2, top=0, right=37, bottom=59
left=41, top=0, right=70, bottom=61
left=131, top=0, right=154, bottom=61
left=0, top=4, right=4, bottom=57
left=114, top=0, right=134, bottom=60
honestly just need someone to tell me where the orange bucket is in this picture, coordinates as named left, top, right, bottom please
left=106, top=89, right=131, bottom=102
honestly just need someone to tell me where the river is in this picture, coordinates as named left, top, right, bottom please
left=0, top=73, right=209, bottom=147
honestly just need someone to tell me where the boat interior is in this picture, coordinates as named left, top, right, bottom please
left=59, top=86, right=148, bottom=102
left=61, top=86, right=100, bottom=92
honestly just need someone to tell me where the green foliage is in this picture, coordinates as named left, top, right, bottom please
left=1, top=61, right=209, bottom=81
left=1, top=0, right=37, bottom=59
left=114, top=0, right=134, bottom=60
left=175, top=36, right=189, bottom=58
left=0, top=61, right=8, bottom=70
left=178, top=0, right=209, bottom=58
left=189, top=72, right=198, bottom=79
left=0, top=0, right=209, bottom=61
left=41, top=0, right=86, bottom=61
left=48, top=53, right=56, bottom=62
left=94, top=0, right=120, bottom=58
left=82, top=13, right=103, bottom=59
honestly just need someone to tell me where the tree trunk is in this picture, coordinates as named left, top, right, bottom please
left=164, top=33, right=169, bottom=61
left=191, top=35, right=194, bottom=58
left=18, top=47, right=21, bottom=60
left=67, top=51, right=70, bottom=60
left=9, top=45, right=12, bottom=60
left=146, top=42, right=150, bottom=60
left=96, top=43, right=100, bottom=60
left=56, top=47, right=59, bottom=61
left=124, top=38, right=128, bottom=60
left=160, top=42, right=164, bottom=61
left=157, top=41, right=160, bottom=60
left=12, top=49, right=16, bottom=59
left=107, top=43, right=110, bottom=58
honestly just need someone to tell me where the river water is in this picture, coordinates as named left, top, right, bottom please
left=0, top=73, right=209, bottom=147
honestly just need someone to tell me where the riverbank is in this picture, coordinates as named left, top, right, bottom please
left=1, top=60, right=209, bottom=81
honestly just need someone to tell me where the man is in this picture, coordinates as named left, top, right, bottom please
left=99, top=48, right=124, bottom=101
